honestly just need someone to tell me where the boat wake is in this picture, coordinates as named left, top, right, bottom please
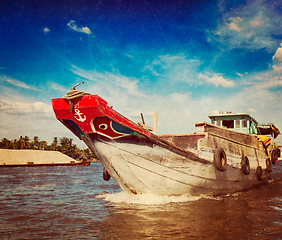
left=96, top=191, right=210, bottom=205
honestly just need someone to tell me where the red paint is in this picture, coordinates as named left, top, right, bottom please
left=52, top=95, right=150, bottom=138
left=93, top=117, right=127, bottom=139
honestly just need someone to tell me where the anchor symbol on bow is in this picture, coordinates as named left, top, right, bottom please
left=74, top=109, right=86, bottom=122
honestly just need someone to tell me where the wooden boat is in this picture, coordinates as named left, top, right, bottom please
left=52, top=84, right=280, bottom=196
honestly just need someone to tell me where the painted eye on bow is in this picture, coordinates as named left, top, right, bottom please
left=99, top=123, right=108, bottom=130
left=93, top=117, right=136, bottom=139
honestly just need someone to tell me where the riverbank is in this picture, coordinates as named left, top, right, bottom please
left=0, top=149, right=90, bottom=167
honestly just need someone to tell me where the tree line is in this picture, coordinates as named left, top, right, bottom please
left=0, top=136, right=97, bottom=161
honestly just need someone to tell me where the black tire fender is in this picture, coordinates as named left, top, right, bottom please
left=266, top=158, right=272, bottom=172
left=103, top=167, right=111, bottom=181
left=241, top=156, right=250, bottom=175
left=256, top=166, right=263, bottom=181
left=214, top=148, right=227, bottom=172
left=271, top=150, right=277, bottom=164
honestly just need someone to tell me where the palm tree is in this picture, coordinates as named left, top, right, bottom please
left=19, top=136, right=24, bottom=149
left=59, top=137, right=77, bottom=157
left=13, top=139, right=18, bottom=149
left=32, top=136, right=39, bottom=150
left=0, top=138, right=11, bottom=149
left=83, top=148, right=98, bottom=161
left=23, top=136, right=30, bottom=149
left=52, top=137, right=58, bottom=151
left=59, top=137, right=70, bottom=155
left=41, top=141, right=48, bottom=150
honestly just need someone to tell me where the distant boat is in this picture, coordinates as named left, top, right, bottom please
left=52, top=84, right=281, bottom=196
left=0, top=149, right=90, bottom=167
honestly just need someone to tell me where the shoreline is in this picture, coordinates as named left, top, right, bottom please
left=0, top=149, right=90, bottom=167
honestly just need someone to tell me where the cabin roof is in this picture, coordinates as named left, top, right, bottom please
left=208, top=112, right=258, bottom=124
left=257, top=124, right=281, bottom=138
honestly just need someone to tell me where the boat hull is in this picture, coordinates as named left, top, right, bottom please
left=52, top=94, right=271, bottom=196
left=83, top=133, right=266, bottom=196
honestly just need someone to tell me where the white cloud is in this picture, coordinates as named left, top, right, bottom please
left=170, top=92, right=191, bottom=103
left=44, top=27, right=50, bottom=33
left=126, top=109, right=155, bottom=118
left=230, top=76, right=282, bottom=116
left=272, top=43, right=282, bottom=62
left=211, top=0, right=282, bottom=51
left=248, top=108, right=257, bottom=113
left=143, top=54, right=201, bottom=82
left=228, top=17, right=242, bottom=32
left=198, top=73, right=235, bottom=88
left=67, top=20, right=92, bottom=35
left=49, top=81, right=68, bottom=92
left=6, top=79, right=34, bottom=89
left=0, top=76, right=39, bottom=91
left=272, top=43, right=282, bottom=72
left=272, top=65, right=282, bottom=72
left=0, top=100, right=52, bottom=115
left=70, top=65, right=145, bottom=97
left=250, top=20, right=262, bottom=27
left=229, top=22, right=242, bottom=32
left=70, top=54, right=201, bottom=101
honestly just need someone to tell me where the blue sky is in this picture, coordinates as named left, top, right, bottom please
left=0, top=0, right=282, bottom=147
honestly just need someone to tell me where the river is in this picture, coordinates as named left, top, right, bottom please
left=1, top=162, right=282, bottom=239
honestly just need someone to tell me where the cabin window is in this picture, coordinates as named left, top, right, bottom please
left=222, top=120, right=234, bottom=128
left=216, top=120, right=221, bottom=127
left=211, top=120, right=215, bottom=125
left=242, top=120, right=248, bottom=128
left=250, top=121, right=258, bottom=134
left=235, top=120, right=240, bottom=128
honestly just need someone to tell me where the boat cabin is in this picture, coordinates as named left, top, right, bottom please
left=257, top=123, right=281, bottom=149
left=257, top=124, right=281, bottom=139
left=208, top=112, right=258, bottom=135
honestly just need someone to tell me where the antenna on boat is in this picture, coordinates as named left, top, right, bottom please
left=141, top=113, right=145, bottom=125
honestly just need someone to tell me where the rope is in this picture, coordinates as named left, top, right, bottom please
left=63, top=90, right=91, bottom=100
left=62, top=90, right=91, bottom=112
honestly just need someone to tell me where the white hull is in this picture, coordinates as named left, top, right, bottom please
left=84, top=136, right=266, bottom=196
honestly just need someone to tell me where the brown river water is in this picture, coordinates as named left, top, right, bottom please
left=1, top=162, right=282, bottom=239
